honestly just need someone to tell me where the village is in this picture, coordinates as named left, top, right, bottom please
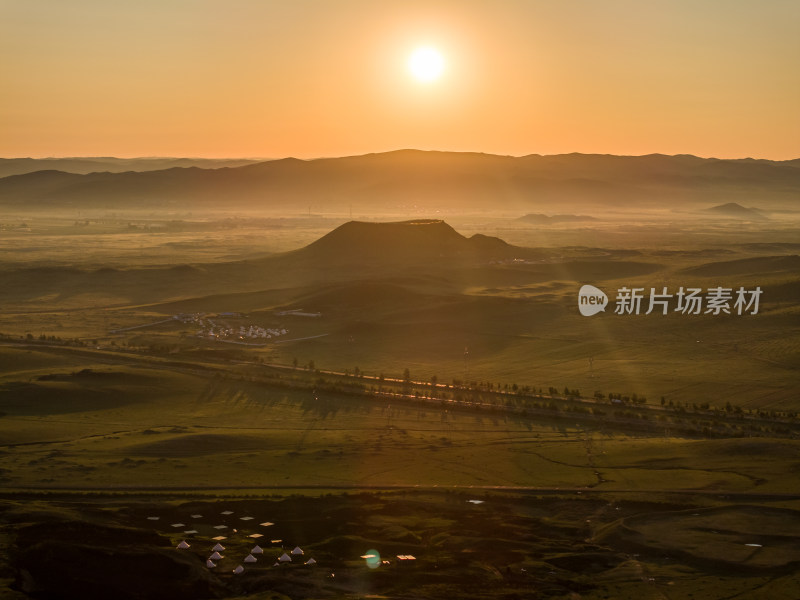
left=174, top=313, right=289, bottom=342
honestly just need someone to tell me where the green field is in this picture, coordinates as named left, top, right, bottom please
left=1, top=212, right=799, bottom=599
left=1, top=339, right=798, bottom=492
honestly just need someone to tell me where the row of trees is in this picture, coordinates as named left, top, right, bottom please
left=301, top=360, right=800, bottom=421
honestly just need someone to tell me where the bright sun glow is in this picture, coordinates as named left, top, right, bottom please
left=408, top=47, right=445, bottom=82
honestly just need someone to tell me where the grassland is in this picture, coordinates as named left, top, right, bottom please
left=4, top=490, right=800, bottom=600
left=1, top=209, right=799, bottom=598
left=3, top=346, right=796, bottom=493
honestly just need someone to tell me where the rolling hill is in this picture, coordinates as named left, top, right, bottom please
left=289, top=219, right=518, bottom=264
left=704, top=202, right=769, bottom=220
left=681, top=255, right=800, bottom=277
left=0, top=220, right=522, bottom=306
left=0, top=219, right=652, bottom=309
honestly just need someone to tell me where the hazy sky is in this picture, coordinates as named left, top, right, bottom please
left=2, top=0, right=799, bottom=159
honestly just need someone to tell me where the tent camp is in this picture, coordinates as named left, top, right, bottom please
left=244, top=554, right=257, bottom=563
left=176, top=541, right=190, bottom=549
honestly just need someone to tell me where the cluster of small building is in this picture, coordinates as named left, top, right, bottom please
left=172, top=313, right=288, bottom=341
left=177, top=540, right=316, bottom=574
left=198, top=323, right=288, bottom=341
left=161, top=508, right=418, bottom=578
left=153, top=509, right=315, bottom=576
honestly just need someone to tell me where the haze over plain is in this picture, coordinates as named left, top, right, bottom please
left=1, top=3, right=800, bottom=599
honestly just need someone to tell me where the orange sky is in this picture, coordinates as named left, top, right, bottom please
left=2, top=0, right=799, bottom=159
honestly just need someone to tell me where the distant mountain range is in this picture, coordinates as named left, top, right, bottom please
left=1, top=150, right=798, bottom=211
left=0, top=157, right=264, bottom=178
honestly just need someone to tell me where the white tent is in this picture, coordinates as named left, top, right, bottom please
left=291, top=546, right=304, bottom=555
left=206, top=560, right=217, bottom=568
left=305, top=558, right=317, bottom=565
left=233, top=565, right=244, bottom=574
left=244, top=554, right=257, bottom=563
left=212, top=543, right=226, bottom=552
left=176, top=541, right=190, bottom=549
left=209, top=551, right=224, bottom=560
left=278, top=553, right=292, bottom=563
left=251, top=545, right=264, bottom=554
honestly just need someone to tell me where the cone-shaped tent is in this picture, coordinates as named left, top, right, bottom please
left=251, top=545, right=263, bottom=554
left=206, top=560, right=217, bottom=568
left=209, top=551, right=223, bottom=560
left=212, top=543, right=225, bottom=552
left=177, top=540, right=190, bottom=549
left=291, top=546, right=304, bottom=555
left=233, top=565, right=244, bottom=574
left=244, top=554, right=257, bottom=563
left=305, top=558, right=317, bottom=565
left=278, top=552, right=292, bottom=562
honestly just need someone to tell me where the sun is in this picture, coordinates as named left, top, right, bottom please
left=408, top=46, right=445, bottom=83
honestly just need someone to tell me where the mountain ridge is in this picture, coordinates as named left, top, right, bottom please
left=1, top=150, right=798, bottom=210
left=0, top=157, right=265, bottom=178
